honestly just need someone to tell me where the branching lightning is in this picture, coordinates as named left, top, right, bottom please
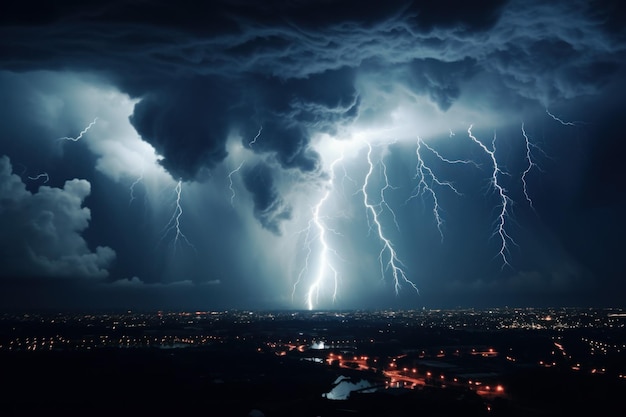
left=421, top=139, right=480, bottom=169
left=378, top=157, right=401, bottom=231
left=225, top=127, right=261, bottom=207
left=362, top=141, right=418, bottom=295
left=294, top=155, right=344, bottom=310
left=129, top=171, right=144, bottom=206
left=406, top=137, right=471, bottom=242
left=159, top=179, right=196, bottom=254
left=520, top=123, right=543, bottom=211
left=338, top=163, right=359, bottom=195
left=57, top=117, right=98, bottom=141
left=227, top=161, right=245, bottom=207
left=28, top=172, right=49, bottom=183
left=467, top=125, right=515, bottom=270
left=306, top=156, right=343, bottom=310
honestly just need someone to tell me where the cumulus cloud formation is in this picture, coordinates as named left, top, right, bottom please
left=0, top=156, right=115, bottom=279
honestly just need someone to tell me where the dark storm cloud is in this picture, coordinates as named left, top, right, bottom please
left=247, top=121, right=320, bottom=172
left=128, top=77, right=234, bottom=180
left=0, top=156, right=115, bottom=279
left=242, top=162, right=292, bottom=235
left=2, top=0, right=621, bottom=94
left=480, top=5, right=622, bottom=104
left=238, top=67, right=358, bottom=172
left=0, top=0, right=505, bottom=75
left=2, top=0, right=623, bottom=181
left=404, top=58, right=479, bottom=111
left=1, top=0, right=626, bottom=310
left=128, top=67, right=358, bottom=180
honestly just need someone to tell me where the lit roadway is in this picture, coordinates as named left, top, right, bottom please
left=328, top=353, right=426, bottom=388
left=325, top=352, right=505, bottom=397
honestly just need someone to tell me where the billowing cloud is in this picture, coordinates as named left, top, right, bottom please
left=129, top=77, right=234, bottom=181
left=0, top=156, right=115, bottom=279
left=404, top=58, right=479, bottom=111
left=128, top=68, right=359, bottom=180
left=3, top=0, right=622, bottom=181
left=242, top=161, right=292, bottom=235
left=0, top=0, right=624, bottom=310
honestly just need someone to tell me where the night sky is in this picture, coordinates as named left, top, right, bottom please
left=1, top=0, right=625, bottom=311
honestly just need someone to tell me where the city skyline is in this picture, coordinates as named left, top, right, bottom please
left=1, top=0, right=625, bottom=312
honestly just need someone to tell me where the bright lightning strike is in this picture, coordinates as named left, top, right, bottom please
left=28, top=172, right=49, bottom=183
left=406, top=137, right=466, bottom=242
left=248, top=126, right=262, bottom=147
left=520, top=123, right=543, bottom=211
left=304, top=155, right=344, bottom=310
left=362, top=141, right=418, bottom=295
left=57, top=117, right=98, bottom=141
left=467, top=125, right=515, bottom=270
left=379, top=157, right=401, bottom=231
left=421, top=139, right=480, bottom=169
left=160, top=179, right=196, bottom=254
left=227, top=161, right=245, bottom=206
left=545, top=108, right=582, bottom=126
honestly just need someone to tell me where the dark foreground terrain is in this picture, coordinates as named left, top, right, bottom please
left=1, top=308, right=625, bottom=416
left=1, top=346, right=624, bottom=417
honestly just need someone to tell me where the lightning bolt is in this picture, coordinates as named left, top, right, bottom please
left=225, top=127, right=260, bottom=207
left=293, top=155, right=344, bottom=310
left=305, top=157, right=341, bottom=311
left=334, top=162, right=359, bottom=197
left=248, top=125, right=262, bottom=147
left=467, top=125, right=515, bottom=270
left=159, top=179, right=196, bottom=254
left=27, top=172, right=49, bottom=183
left=406, top=137, right=470, bottom=242
left=420, top=139, right=480, bottom=169
left=57, top=117, right=98, bottom=141
left=362, top=141, right=418, bottom=295
left=520, top=123, right=544, bottom=211
left=227, top=161, right=245, bottom=207
left=129, top=171, right=144, bottom=206
left=545, top=108, right=582, bottom=126
left=379, top=156, right=401, bottom=231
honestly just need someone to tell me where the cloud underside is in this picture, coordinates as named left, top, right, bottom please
left=1, top=1, right=623, bottom=234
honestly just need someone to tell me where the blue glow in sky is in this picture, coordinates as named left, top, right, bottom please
left=0, top=0, right=625, bottom=311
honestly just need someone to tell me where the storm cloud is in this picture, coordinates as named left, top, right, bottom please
left=0, top=156, right=115, bottom=279
left=0, top=0, right=625, bottom=310
left=3, top=0, right=623, bottom=180
left=242, top=161, right=292, bottom=235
